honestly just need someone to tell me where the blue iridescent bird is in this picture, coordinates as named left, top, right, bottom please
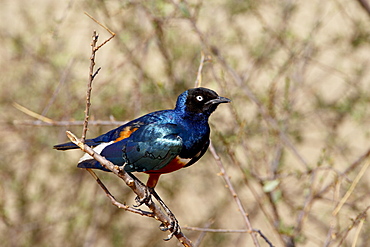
left=54, top=87, right=230, bottom=239
left=54, top=87, right=230, bottom=188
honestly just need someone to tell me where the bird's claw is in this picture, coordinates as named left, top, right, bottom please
left=133, top=188, right=152, bottom=207
left=159, top=222, right=168, bottom=231
left=159, top=214, right=181, bottom=241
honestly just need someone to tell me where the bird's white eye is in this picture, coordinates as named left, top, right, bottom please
left=196, top=95, right=203, bottom=101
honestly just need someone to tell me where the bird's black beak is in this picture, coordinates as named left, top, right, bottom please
left=206, top=96, right=231, bottom=105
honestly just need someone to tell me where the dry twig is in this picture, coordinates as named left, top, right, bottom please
left=335, top=206, right=370, bottom=247
left=81, top=30, right=99, bottom=143
left=332, top=160, right=370, bottom=216
left=194, top=51, right=206, bottom=88
left=13, top=103, right=54, bottom=124
left=317, top=147, right=370, bottom=199
left=81, top=13, right=116, bottom=142
left=85, top=168, right=154, bottom=217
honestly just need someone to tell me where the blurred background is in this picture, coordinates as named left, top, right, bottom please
left=1, top=0, right=370, bottom=246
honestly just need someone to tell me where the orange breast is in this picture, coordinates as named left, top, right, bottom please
left=145, top=156, right=191, bottom=188
left=145, top=156, right=190, bottom=175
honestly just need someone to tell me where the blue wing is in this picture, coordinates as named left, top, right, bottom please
left=77, top=123, right=183, bottom=173
left=53, top=111, right=166, bottom=150
left=123, top=123, right=183, bottom=172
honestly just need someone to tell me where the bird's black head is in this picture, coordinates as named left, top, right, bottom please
left=175, top=87, right=231, bottom=115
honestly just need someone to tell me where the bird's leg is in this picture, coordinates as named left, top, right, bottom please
left=148, top=187, right=181, bottom=241
left=126, top=173, right=180, bottom=240
left=126, top=172, right=153, bottom=207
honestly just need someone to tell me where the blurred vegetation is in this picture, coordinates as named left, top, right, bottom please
left=1, top=0, right=370, bottom=246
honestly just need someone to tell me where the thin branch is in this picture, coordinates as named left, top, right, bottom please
left=184, top=226, right=248, bottom=233
left=335, top=206, right=370, bottom=247
left=184, top=226, right=274, bottom=247
left=13, top=103, right=54, bottom=124
left=194, top=51, right=205, bottom=88
left=81, top=30, right=99, bottom=143
left=219, top=51, right=309, bottom=169
left=317, top=147, right=370, bottom=198
left=84, top=12, right=116, bottom=50
left=209, top=142, right=261, bottom=247
left=294, top=168, right=318, bottom=236
left=332, top=160, right=370, bottom=216
left=225, top=147, right=286, bottom=245
left=86, top=168, right=154, bottom=217
left=92, top=67, right=101, bottom=80
left=351, top=217, right=365, bottom=247
left=41, top=58, right=75, bottom=117
left=253, top=229, right=275, bottom=247
left=81, top=13, right=116, bottom=143
left=193, top=220, right=213, bottom=247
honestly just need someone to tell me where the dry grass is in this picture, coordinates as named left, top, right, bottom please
left=1, top=0, right=370, bottom=246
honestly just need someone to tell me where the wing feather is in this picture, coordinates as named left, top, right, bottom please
left=123, top=123, right=183, bottom=172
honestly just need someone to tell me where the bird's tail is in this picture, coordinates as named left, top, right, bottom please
left=53, top=139, right=99, bottom=150
left=54, top=139, right=112, bottom=172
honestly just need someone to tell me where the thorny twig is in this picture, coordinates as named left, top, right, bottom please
left=81, top=12, right=116, bottom=143
left=81, top=30, right=99, bottom=143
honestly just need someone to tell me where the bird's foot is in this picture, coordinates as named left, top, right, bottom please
left=148, top=188, right=181, bottom=240
left=133, top=186, right=152, bottom=207
left=126, top=172, right=152, bottom=207
left=159, top=212, right=181, bottom=241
